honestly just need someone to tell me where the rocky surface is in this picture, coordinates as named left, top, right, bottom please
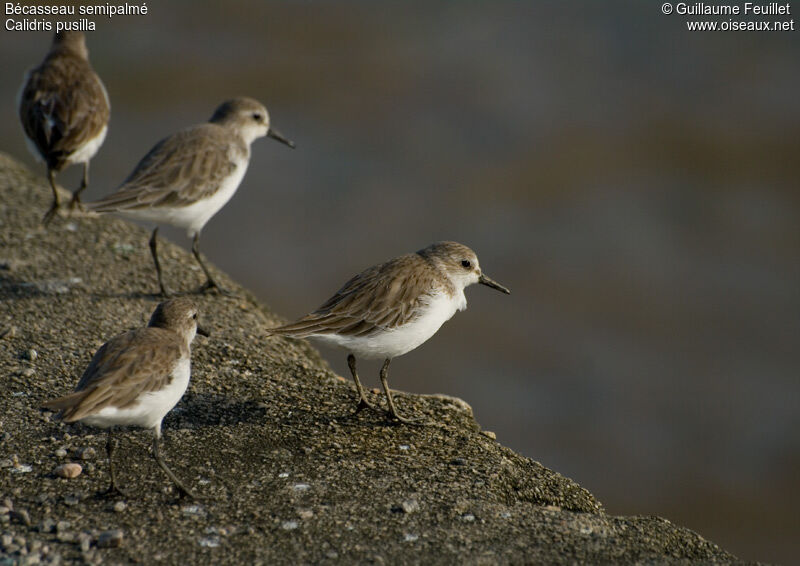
left=0, top=152, right=746, bottom=564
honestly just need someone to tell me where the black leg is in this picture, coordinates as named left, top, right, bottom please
left=192, top=233, right=231, bottom=295
left=152, top=427, right=194, bottom=500
left=100, top=429, right=126, bottom=497
left=68, top=162, right=89, bottom=211
left=42, top=168, right=60, bottom=225
left=348, top=354, right=379, bottom=413
left=379, top=358, right=430, bottom=426
left=149, top=227, right=170, bottom=297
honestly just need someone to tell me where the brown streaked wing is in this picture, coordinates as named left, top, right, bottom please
left=272, top=254, right=448, bottom=338
left=42, top=327, right=187, bottom=422
left=19, top=53, right=109, bottom=170
left=89, top=125, right=243, bottom=211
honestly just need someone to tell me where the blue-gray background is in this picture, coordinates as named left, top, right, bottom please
left=2, top=2, right=798, bottom=562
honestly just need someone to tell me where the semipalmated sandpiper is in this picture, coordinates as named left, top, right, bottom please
left=88, top=97, right=294, bottom=296
left=270, top=241, right=510, bottom=424
left=42, top=298, right=209, bottom=499
left=18, top=31, right=110, bottom=224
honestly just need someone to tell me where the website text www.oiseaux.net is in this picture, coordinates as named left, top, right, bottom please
left=662, top=2, right=795, bottom=31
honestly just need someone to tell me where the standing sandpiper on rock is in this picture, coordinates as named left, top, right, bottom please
left=269, top=241, right=510, bottom=424
left=18, top=31, right=110, bottom=225
left=42, top=298, right=209, bottom=499
left=87, top=97, right=295, bottom=296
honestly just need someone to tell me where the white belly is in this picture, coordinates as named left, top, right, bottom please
left=80, top=357, right=191, bottom=430
left=313, top=291, right=467, bottom=359
left=115, top=160, right=248, bottom=237
left=68, top=124, right=108, bottom=164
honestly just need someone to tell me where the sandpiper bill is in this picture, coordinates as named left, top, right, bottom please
left=42, top=298, right=209, bottom=499
left=269, top=241, right=510, bottom=424
left=18, top=31, right=110, bottom=225
left=88, top=97, right=294, bottom=296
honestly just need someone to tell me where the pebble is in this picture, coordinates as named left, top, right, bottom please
left=55, top=463, right=82, bottom=479
left=78, top=532, right=92, bottom=552
left=281, top=521, right=298, bottom=530
left=54, top=448, right=68, bottom=459
left=56, top=521, right=71, bottom=533
left=297, top=509, right=314, bottom=520
left=400, top=499, right=420, bottom=514
left=23, top=349, right=38, bottom=361
left=63, top=494, right=81, bottom=506
left=10, top=509, right=31, bottom=526
left=292, top=483, right=310, bottom=492
left=198, top=536, right=220, bottom=548
left=1, top=534, right=12, bottom=548
left=39, top=518, right=57, bottom=533
left=0, top=326, right=17, bottom=339
left=97, top=530, right=123, bottom=549
left=113, top=501, right=126, bottom=513
left=403, top=533, right=419, bottom=542
left=480, top=430, right=497, bottom=440
left=76, top=447, right=96, bottom=460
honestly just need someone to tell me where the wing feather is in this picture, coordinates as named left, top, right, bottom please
left=42, top=328, right=186, bottom=422
left=88, top=124, right=242, bottom=211
left=19, top=53, right=109, bottom=169
left=271, top=254, right=446, bottom=338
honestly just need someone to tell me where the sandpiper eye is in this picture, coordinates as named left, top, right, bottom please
left=192, top=313, right=197, bottom=320
left=461, top=259, right=471, bottom=269
left=252, top=113, right=263, bottom=121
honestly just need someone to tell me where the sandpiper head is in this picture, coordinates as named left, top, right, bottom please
left=418, top=241, right=510, bottom=294
left=209, top=97, right=295, bottom=148
left=147, top=297, right=210, bottom=344
left=51, top=31, right=88, bottom=59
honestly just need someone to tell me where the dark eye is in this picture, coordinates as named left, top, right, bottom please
left=252, top=113, right=263, bottom=121
left=192, top=313, right=197, bottom=320
left=461, top=259, right=471, bottom=269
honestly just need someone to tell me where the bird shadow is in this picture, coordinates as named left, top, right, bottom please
left=167, top=393, right=268, bottom=429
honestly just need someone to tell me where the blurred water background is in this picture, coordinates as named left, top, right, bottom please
left=2, top=2, right=798, bottom=562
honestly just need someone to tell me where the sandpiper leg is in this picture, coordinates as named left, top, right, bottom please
left=193, top=233, right=232, bottom=295
left=100, top=429, right=126, bottom=497
left=149, top=227, right=170, bottom=297
left=42, top=169, right=60, bottom=225
left=68, top=162, right=89, bottom=211
left=152, top=427, right=193, bottom=500
left=379, top=358, right=430, bottom=426
left=348, top=354, right=378, bottom=413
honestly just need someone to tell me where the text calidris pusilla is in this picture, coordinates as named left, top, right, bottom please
left=18, top=31, right=110, bottom=224
left=42, top=298, right=209, bottom=499
left=269, top=241, right=510, bottom=424
left=88, top=97, right=295, bottom=296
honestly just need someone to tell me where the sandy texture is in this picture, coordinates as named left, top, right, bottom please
left=0, top=152, right=744, bottom=564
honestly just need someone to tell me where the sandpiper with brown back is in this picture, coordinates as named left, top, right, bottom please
left=42, top=298, right=209, bottom=499
left=269, top=241, right=510, bottom=424
left=18, top=31, right=110, bottom=224
left=88, top=97, right=295, bottom=296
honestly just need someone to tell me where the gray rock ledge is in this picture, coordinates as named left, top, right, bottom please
left=0, top=152, right=747, bottom=564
